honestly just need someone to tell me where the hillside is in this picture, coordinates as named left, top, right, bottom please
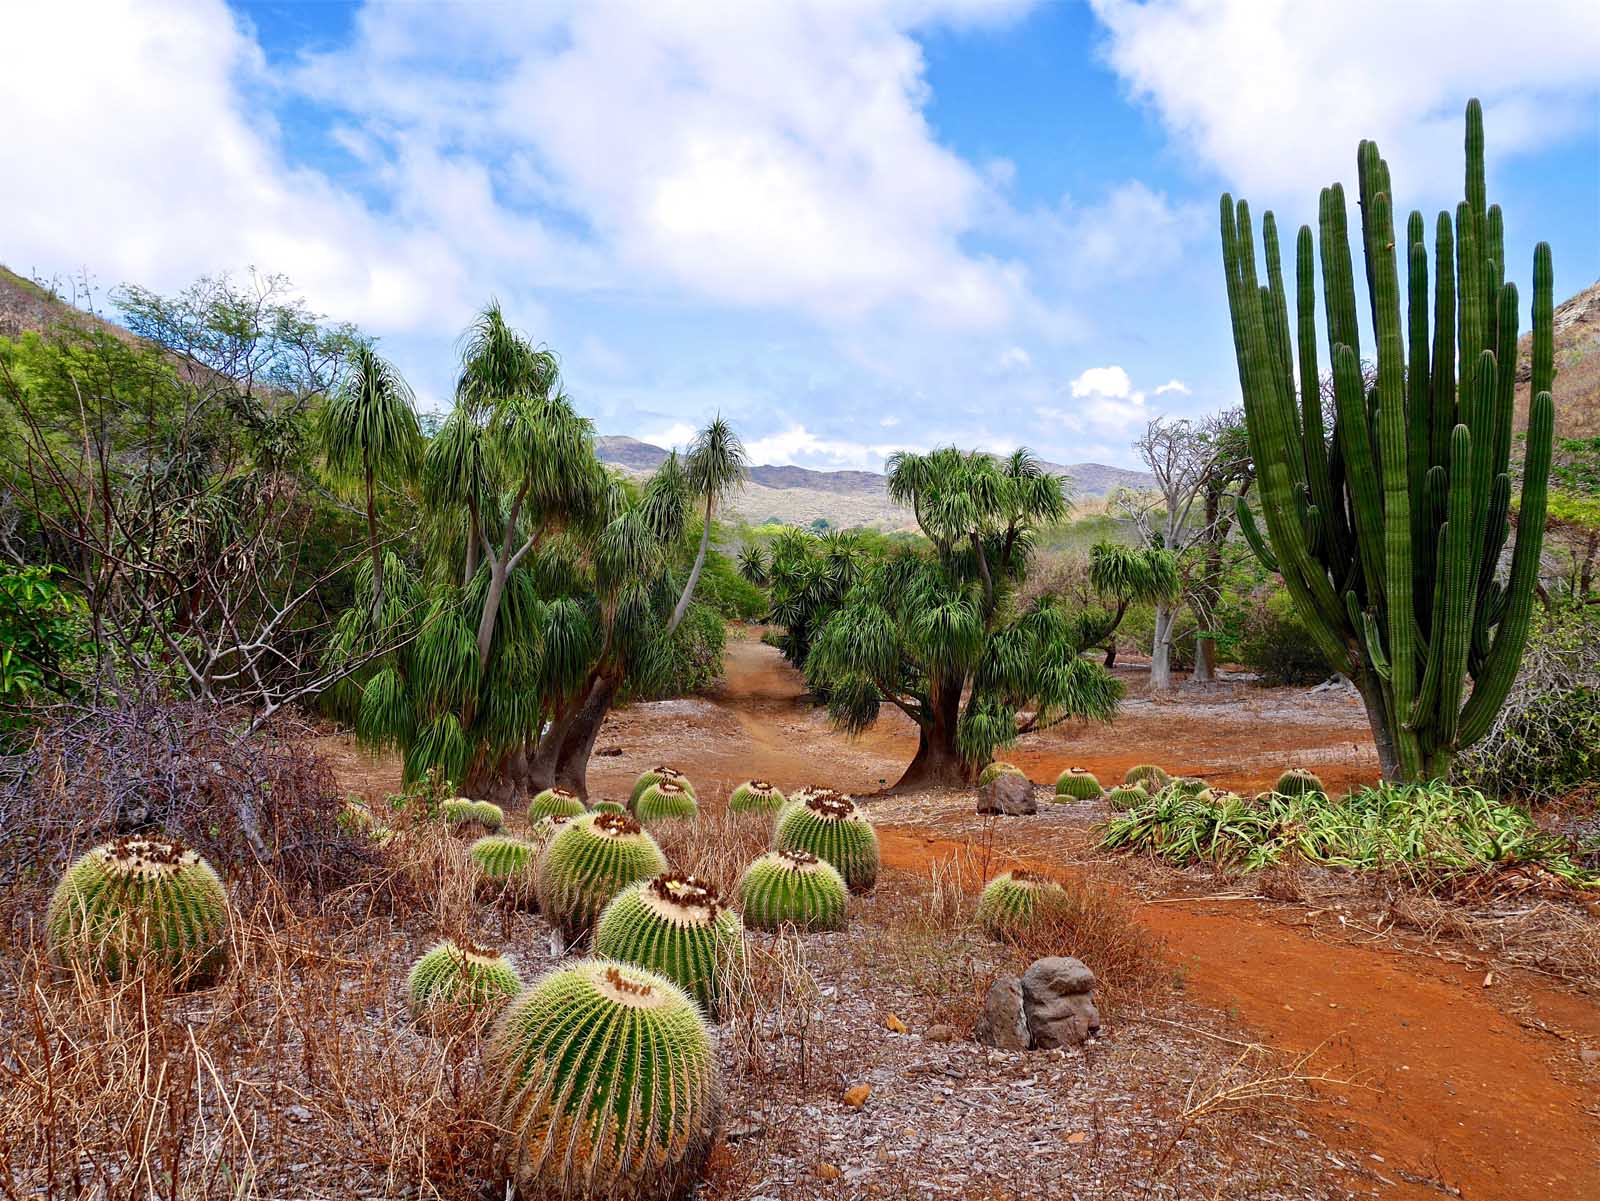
left=1518, top=279, right=1600, bottom=439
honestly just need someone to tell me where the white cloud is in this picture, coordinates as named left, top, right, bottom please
left=1089, top=0, right=1600, bottom=202
left=1052, top=364, right=1149, bottom=434
left=997, top=346, right=1033, bottom=371
left=1070, top=365, right=1134, bottom=399
left=744, top=425, right=920, bottom=472
left=1154, top=379, right=1190, bottom=396
left=638, top=422, right=697, bottom=451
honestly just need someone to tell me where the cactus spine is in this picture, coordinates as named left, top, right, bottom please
left=1221, top=99, right=1554, bottom=781
left=772, top=792, right=879, bottom=893
left=406, top=939, right=520, bottom=1020
left=729, top=779, right=786, bottom=815
left=737, top=849, right=848, bottom=932
left=527, top=787, right=585, bottom=823
left=1054, top=767, right=1102, bottom=801
left=537, top=812, right=669, bottom=943
left=634, top=779, right=700, bottom=825
left=593, top=873, right=745, bottom=1019
left=46, top=835, right=231, bottom=986
left=488, top=960, right=719, bottom=1201
left=976, top=870, right=1068, bottom=941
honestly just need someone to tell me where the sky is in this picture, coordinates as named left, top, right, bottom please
left=4, top=1, right=1598, bottom=472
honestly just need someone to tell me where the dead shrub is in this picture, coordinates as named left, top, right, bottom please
left=999, top=876, right=1168, bottom=1013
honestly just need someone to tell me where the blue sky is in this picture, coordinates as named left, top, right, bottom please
left=5, top=1, right=1598, bottom=471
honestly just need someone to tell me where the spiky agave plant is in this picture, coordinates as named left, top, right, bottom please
left=1274, top=768, right=1326, bottom=797
left=630, top=766, right=695, bottom=807
left=593, top=873, right=744, bottom=1019
left=634, top=779, right=699, bottom=825
left=406, top=938, right=521, bottom=1021
left=488, top=960, right=720, bottom=1201
left=46, top=835, right=230, bottom=987
left=737, top=850, right=848, bottom=932
left=728, top=779, right=786, bottom=815
left=1124, top=764, right=1170, bottom=790
left=976, top=870, right=1069, bottom=942
left=527, top=786, right=587, bottom=822
left=537, top=812, right=669, bottom=943
left=470, top=835, right=541, bottom=905
left=772, top=792, right=879, bottom=893
left=1106, top=784, right=1148, bottom=813
left=1053, top=767, right=1102, bottom=801
left=978, top=761, right=1027, bottom=787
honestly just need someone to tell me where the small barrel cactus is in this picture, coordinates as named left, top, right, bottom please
left=470, top=835, right=540, bottom=905
left=594, top=873, right=744, bottom=1019
left=471, top=800, right=505, bottom=830
left=1106, top=784, right=1148, bottom=812
left=1124, top=764, right=1170, bottom=790
left=979, top=761, right=1027, bottom=787
left=737, top=849, right=848, bottom=932
left=773, top=792, right=878, bottom=893
left=976, top=870, right=1069, bottom=941
left=406, top=938, right=521, bottom=1020
left=1053, top=768, right=1102, bottom=801
left=528, top=787, right=586, bottom=822
left=537, top=812, right=669, bottom=943
left=589, top=799, right=628, bottom=816
left=1173, top=777, right=1210, bottom=797
left=1274, top=768, right=1325, bottom=797
left=489, top=959, right=719, bottom=1201
left=46, top=835, right=230, bottom=987
left=634, top=779, right=700, bottom=825
left=729, top=779, right=786, bottom=815
left=439, top=797, right=482, bottom=830
left=630, top=766, right=695, bottom=807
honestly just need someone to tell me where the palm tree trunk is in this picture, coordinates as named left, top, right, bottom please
left=668, top=500, right=713, bottom=634
left=888, top=674, right=971, bottom=791
left=1151, top=600, right=1176, bottom=689
left=553, top=673, right=622, bottom=799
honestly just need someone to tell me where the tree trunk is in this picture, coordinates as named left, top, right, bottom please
left=1193, top=634, right=1216, bottom=683
left=527, top=704, right=579, bottom=794
left=887, top=677, right=971, bottom=791
left=1352, top=668, right=1402, bottom=782
left=668, top=501, right=713, bottom=634
left=553, top=673, right=622, bottom=799
left=1150, top=601, right=1176, bottom=690
left=1103, top=642, right=1118, bottom=668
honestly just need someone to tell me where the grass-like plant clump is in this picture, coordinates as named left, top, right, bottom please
left=1099, top=781, right=1599, bottom=886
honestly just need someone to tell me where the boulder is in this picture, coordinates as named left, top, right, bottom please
left=1021, top=956, right=1101, bottom=1048
left=977, top=772, right=1037, bottom=816
left=973, top=975, right=1029, bottom=1049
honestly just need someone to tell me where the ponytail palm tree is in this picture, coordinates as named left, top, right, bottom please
left=1082, top=541, right=1180, bottom=666
left=668, top=417, right=748, bottom=632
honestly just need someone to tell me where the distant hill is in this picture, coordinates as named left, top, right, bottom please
left=1517, top=279, right=1600, bottom=439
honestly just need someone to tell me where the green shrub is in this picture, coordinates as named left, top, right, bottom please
left=1235, top=587, right=1329, bottom=685
left=624, top=602, right=726, bottom=700
left=487, top=960, right=719, bottom=1201
left=593, top=873, right=744, bottom=1019
left=976, top=870, right=1069, bottom=942
left=1124, top=764, right=1169, bottom=789
left=634, top=779, right=699, bottom=825
left=737, top=849, right=848, bottom=932
left=537, top=812, right=669, bottom=943
left=773, top=792, right=878, bottom=893
left=1053, top=768, right=1101, bottom=801
left=0, top=565, right=85, bottom=752
left=527, top=787, right=586, bottom=822
left=729, top=779, right=786, bottom=815
left=46, top=835, right=230, bottom=987
left=1273, top=768, right=1324, bottom=797
left=406, top=939, right=520, bottom=1022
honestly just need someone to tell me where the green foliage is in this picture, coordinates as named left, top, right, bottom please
left=630, top=767, right=694, bottom=806
left=527, top=787, right=586, bottom=822
left=487, top=960, right=719, bottom=1200
left=1054, top=768, right=1102, bottom=800
left=772, top=791, right=879, bottom=894
left=1106, top=785, right=1147, bottom=812
left=46, top=835, right=231, bottom=986
left=1124, top=764, right=1170, bottom=789
left=728, top=779, right=786, bottom=815
left=737, top=849, right=848, bottom=932
left=0, top=565, right=85, bottom=750
left=634, top=779, right=699, bottom=825
left=1221, top=100, right=1555, bottom=781
left=405, top=939, right=520, bottom=1021
left=975, top=871, right=1069, bottom=942
left=537, top=812, right=669, bottom=943
left=1273, top=769, right=1325, bottom=797
left=692, top=543, right=767, bottom=620
left=1234, top=587, right=1328, bottom=685
left=1100, top=782, right=1597, bottom=887
left=978, top=761, right=1026, bottom=786
left=593, top=873, right=745, bottom=1019
left=623, top=601, right=726, bottom=700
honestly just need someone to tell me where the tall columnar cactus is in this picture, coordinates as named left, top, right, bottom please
left=1274, top=768, right=1326, bottom=798
left=593, top=873, right=745, bottom=1019
left=527, top=786, right=585, bottom=823
left=537, top=812, right=669, bottom=943
left=976, top=870, right=1069, bottom=941
left=488, top=960, right=720, bottom=1201
left=46, top=835, right=231, bottom=987
left=1054, top=767, right=1102, bottom=801
left=634, top=779, right=700, bottom=825
left=470, top=835, right=541, bottom=905
left=773, top=792, right=879, bottom=893
left=1221, top=99, right=1554, bottom=781
left=729, top=779, right=787, bottom=815
left=737, top=849, right=849, bottom=932
left=630, top=766, right=695, bottom=807
left=406, top=939, right=521, bottom=1021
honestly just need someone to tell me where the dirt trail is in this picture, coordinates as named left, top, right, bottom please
left=698, top=635, right=1600, bottom=1201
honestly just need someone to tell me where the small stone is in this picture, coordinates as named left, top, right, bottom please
left=1579, top=1046, right=1600, bottom=1067
left=1066, top=1131, right=1088, bottom=1145
left=975, top=975, right=1030, bottom=1050
left=923, top=1023, right=958, bottom=1043
left=1021, top=956, right=1101, bottom=1049
left=843, top=1083, right=872, bottom=1107
left=885, top=1013, right=908, bottom=1033
left=977, top=773, right=1037, bottom=816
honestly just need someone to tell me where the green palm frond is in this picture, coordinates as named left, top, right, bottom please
left=319, top=344, right=422, bottom=492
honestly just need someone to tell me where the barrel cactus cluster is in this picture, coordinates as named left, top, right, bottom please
left=1221, top=99, right=1554, bottom=782
left=1124, top=765, right=1169, bottom=790
left=773, top=791, right=878, bottom=893
left=729, top=779, right=786, bottom=815
left=737, top=849, right=849, bottom=932
left=440, top=797, right=502, bottom=831
left=527, top=786, right=586, bottom=822
left=487, top=960, right=720, bottom=1201
left=976, top=870, right=1069, bottom=942
left=46, top=835, right=231, bottom=987
left=634, top=779, right=699, bottom=825
left=537, top=812, right=669, bottom=943
left=594, top=873, right=744, bottom=1018
left=406, top=938, right=521, bottom=1021
left=630, top=766, right=695, bottom=808
left=1274, top=768, right=1326, bottom=797
left=1173, top=777, right=1210, bottom=797
left=1054, top=768, right=1102, bottom=802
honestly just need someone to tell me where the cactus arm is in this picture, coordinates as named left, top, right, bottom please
left=1406, top=231, right=1432, bottom=562
left=1297, top=223, right=1347, bottom=564
left=1235, top=496, right=1280, bottom=573
left=1263, top=213, right=1300, bottom=438
left=1430, top=213, right=1458, bottom=471
left=1333, top=345, right=1387, bottom=608
left=1456, top=202, right=1484, bottom=389
left=1436, top=425, right=1475, bottom=748
left=1531, top=244, right=1554, bottom=398
left=1319, top=185, right=1362, bottom=366
left=1407, top=535, right=1450, bottom=730
left=1465, top=99, right=1487, bottom=298
left=1492, top=283, right=1519, bottom=480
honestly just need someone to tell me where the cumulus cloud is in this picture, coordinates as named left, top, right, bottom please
left=1089, top=0, right=1600, bottom=202
left=1070, top=365, right=1134, bottom=399
left=744, top=425, right=922, bottom=472
left=1154, top=379, right=1190, bottom=396
left=1047, top=364, right=1149, bottom=434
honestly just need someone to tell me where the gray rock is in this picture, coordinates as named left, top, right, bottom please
left=977, top=772, right=1037, bottom=816
left=923, top=1023, right=958, bottom=1043
left=974, top=975, right=1030, bottom=1049
left=1021, top=956, right=1101, bottom=1049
